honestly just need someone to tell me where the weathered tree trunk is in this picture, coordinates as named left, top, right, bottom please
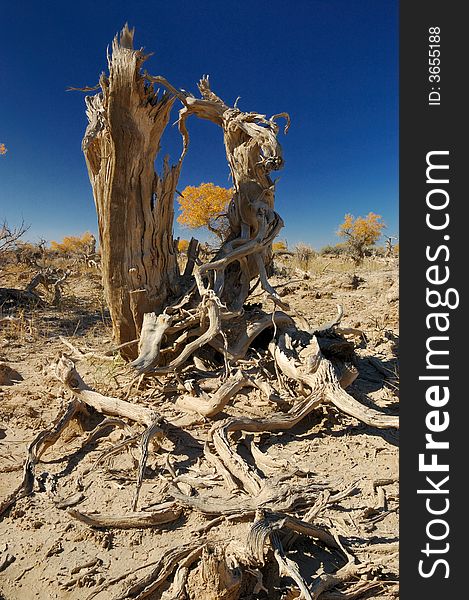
left=82, top=25, right=183, bottom=356
left=149, top=75, right=289, bottom=310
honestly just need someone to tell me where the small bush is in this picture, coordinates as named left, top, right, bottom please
left=272, top=240, right=288, bottom=253
left=293, top=243, right=316, bottom=270
left=319, top=243, right=347, bottom=257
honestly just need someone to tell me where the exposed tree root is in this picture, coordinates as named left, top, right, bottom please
left=176, top=370, right=248, bottom=417
left=68, top=501, right=181, bottom=528
left=132, top=416, right=167, bottom=511
left=52, top=356, right=160, bottom=427
left=0, top=398, right=82, bottom=517
left=130, top=312, right=173, bottom=372
left=270, top=328, right=399, bottom=429
left=114, top=544, right=205, bottom=600
left=1, top=336, right=397, bottom=598
left=1, top=303, right=398, bottom=598
left=169, top=477, right=327, bottom=516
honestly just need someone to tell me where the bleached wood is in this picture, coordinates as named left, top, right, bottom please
left=176, top=370, right=247, bottom=417
left=68, top=502, right=181, bottom=528
left=52, top=356, right=157, bottom=426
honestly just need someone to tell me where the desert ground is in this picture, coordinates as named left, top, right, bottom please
left=0, top=253, right=399, bottom=599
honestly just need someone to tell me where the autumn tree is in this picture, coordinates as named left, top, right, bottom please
left=272, top=240, right=288, bottom=253
left=177, top=183, right=233, bottom=241
left=177, top=239, right=190, bottom=253
left=0, top=143, right=7, bottom=155
left=50, top=232, right=96, bottom=256
left=337, top=212, right=385, bottom=265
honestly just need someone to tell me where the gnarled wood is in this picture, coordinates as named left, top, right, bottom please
left=0, top=399, right=82, bottom=517
left=82, top=25, right=184, bottom=357
left=176, top=370, right=248, bottom=417
left=68, top=502, right=181, bottom=528
left=115, top=544, right=205, bottom=600
left=130, top=312, right=173, bottom=372
left=52, top=356, right=159, bottom=426
left=150, top=74, right=289, bottom=311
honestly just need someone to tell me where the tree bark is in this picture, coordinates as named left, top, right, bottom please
left=149, top=75, right=289, bottom=310
left=82, top=25, right=183, bottom=356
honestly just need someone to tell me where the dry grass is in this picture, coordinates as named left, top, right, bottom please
left=0, top=310, right=39, bottom=343
left=276, top=254, right=396, bottom=277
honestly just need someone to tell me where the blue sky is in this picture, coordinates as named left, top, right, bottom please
left=0, top=0, right=398, bottom=249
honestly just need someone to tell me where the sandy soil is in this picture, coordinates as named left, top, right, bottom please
left=0, top=257, right=399, bottom=599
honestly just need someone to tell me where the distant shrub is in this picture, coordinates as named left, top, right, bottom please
left=15, top=240, right=48, bottom=266
left=320, top=243, right=347, bottom=257
left=272, top=240, right=288, bottom=253
left=293, top=243, right=316, bottom=270
left=370, top=246, right=386, bottom=258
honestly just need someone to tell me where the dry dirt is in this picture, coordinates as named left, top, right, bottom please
left=0, top=257, right=399, bottom=600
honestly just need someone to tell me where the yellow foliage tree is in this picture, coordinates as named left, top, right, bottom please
left=337, top=212, right=385, bottom=264
left=272, top=240, right=288, bottom=253
left=0, top=143, right=7, bottom=155
left=50, top=231, right=96, bottom=255
left=177, top=239, right=190, bottom=253
left=177, top=183, right=233, bottom=241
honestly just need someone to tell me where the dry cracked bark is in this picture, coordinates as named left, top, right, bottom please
left=82, top=25, right=184, bottom=355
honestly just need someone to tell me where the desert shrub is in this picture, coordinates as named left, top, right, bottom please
left=293, top=243, right=316, bottom=270
left=272, top=240, right=288, bottom=253
left=14, top=240, right=48, bottom=266
left=319, top=243, right=347, bottom=257
left=370, top=246, right=386, bottom=258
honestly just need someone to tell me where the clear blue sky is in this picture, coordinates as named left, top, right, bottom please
left=0, top=0, right=398, bottom=249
